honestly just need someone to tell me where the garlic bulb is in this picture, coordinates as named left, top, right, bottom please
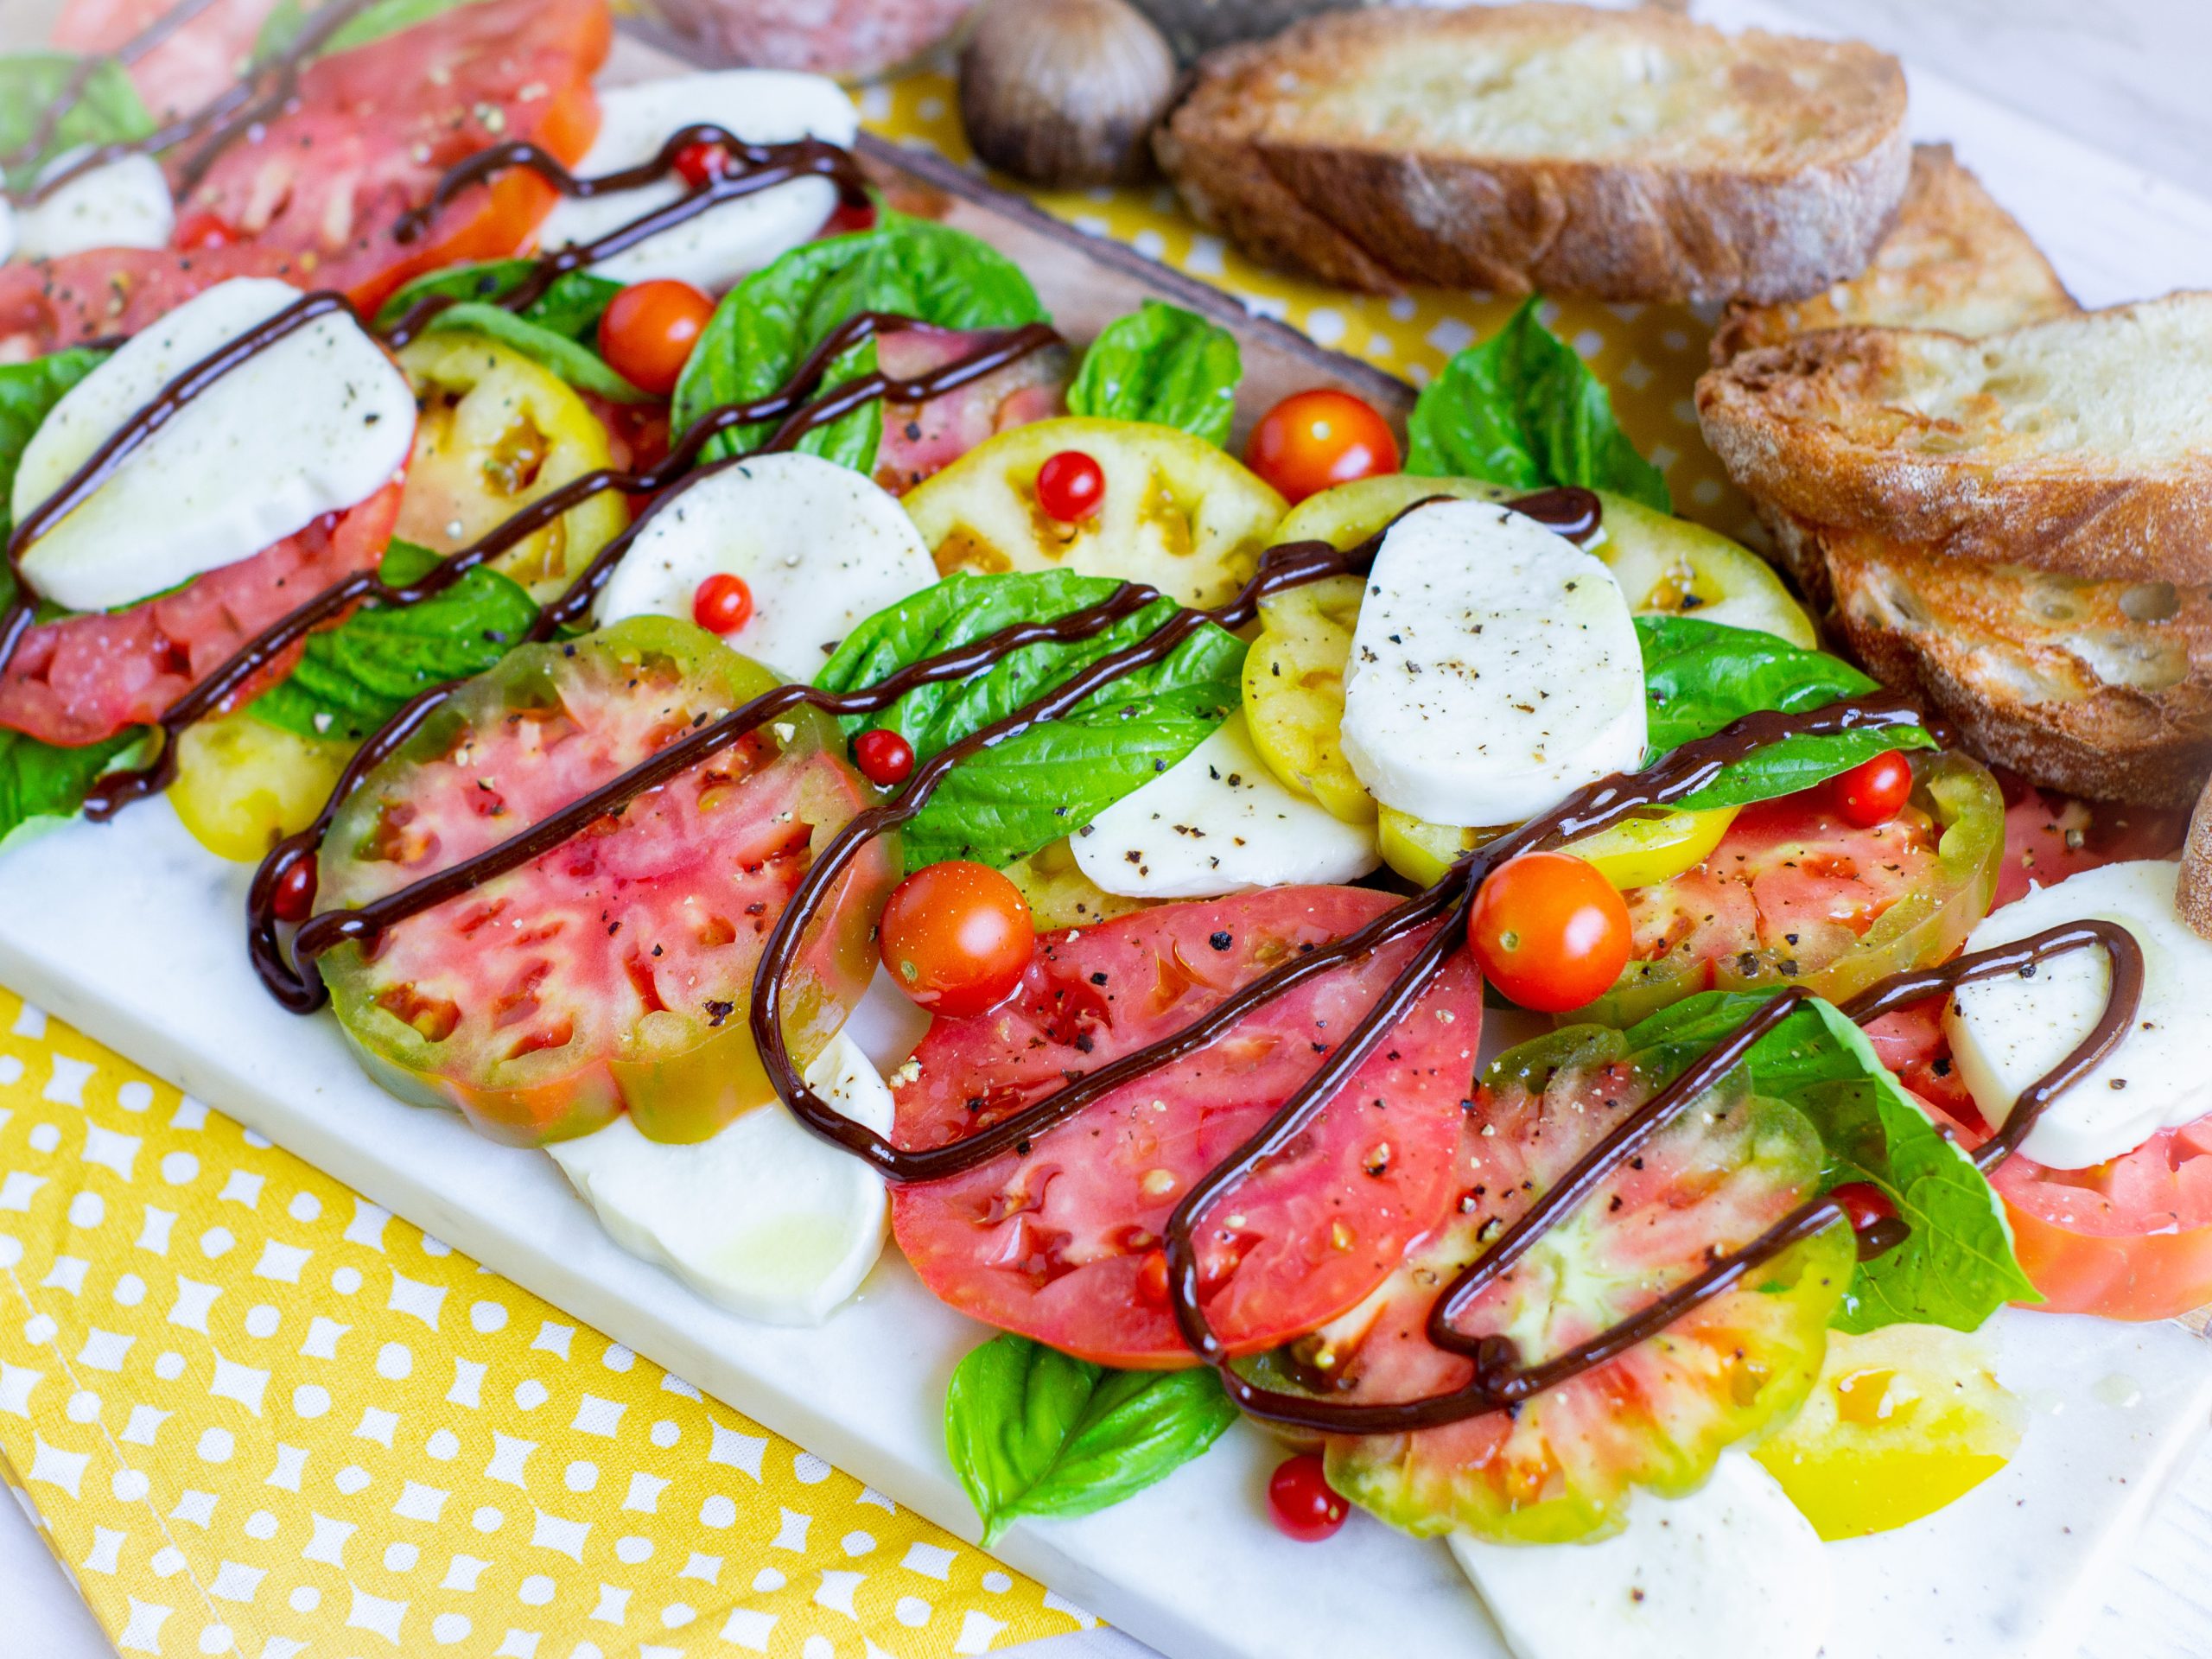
left=958, top=0, right=1178, bottom=188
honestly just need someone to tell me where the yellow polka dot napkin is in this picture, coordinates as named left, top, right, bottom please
left=0, top=61, right=1741, bottom=1659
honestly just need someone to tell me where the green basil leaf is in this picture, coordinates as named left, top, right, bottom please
left=1622, top=990, right=2039, bottom=1332
left=1066, top=301, right=1240, bottom=445
left=249, top=540, right=539, bottom=743
left=0, top=725, right=145, bottom=850
left=253, top=0, right=487, bottom=64
left=944, top=1333, right=1237, bottom=1546
left=1405, top=296, right=1669, bottom=512
left=816, top=570, right=1244, bottom=869
left=671, top=214, right=1047, bottom=474
left=1636, top=614, right=1936, bottom=810
left=419, top=303, right=654, bottom=404
left=0, top=54, right=155, bottom=192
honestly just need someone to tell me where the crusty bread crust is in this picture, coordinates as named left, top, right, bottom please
left=1154, top=3, right=1910, bottom=302
left=1713, top=144, right=2075, bottom=364
left=1697, top=297, right=2212, bottom=584
left=2181, top=777, right=2212, bottom=939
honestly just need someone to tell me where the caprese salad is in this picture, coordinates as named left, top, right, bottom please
left=1, top=3, right=2207, bottom=1655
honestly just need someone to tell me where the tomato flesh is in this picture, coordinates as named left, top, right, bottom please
left=1244, top=390, right=1400, bottom=505
left=599, top=280, right=715, bottom=397
left=0, top=245, right=311, bottom=359
left=890, top=887, right=1484, bottom=1366
left=318, top=616, right=897, bottom=1147
left=870, top=327, right=1070, bottom=496
left=1990, top=769, right=2187, bottom=908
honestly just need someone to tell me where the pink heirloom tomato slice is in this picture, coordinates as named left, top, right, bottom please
left=316, top=616, right=897, bottom=1147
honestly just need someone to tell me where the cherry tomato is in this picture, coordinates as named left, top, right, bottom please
left=1830, top=750, right=1915, bottom=829
left=823, top=198, right=879, bottom=236
left=1244, top=389, right=1400, bottom=505
left=672, top=140, right=730, bottom=188
left=879, top=860, right=1035, bottom=1018
left=1268, top=1453, right=1350, bottom=1543
left=1035, top=449, right=1106, bottom=522
left=597, top=279, right=716, bottom=397
left=853, top=728, right=915, bottom=787
left=172, top=211, right=237, bottom=250
left=270, top=855, right=318, bottom=925
left=691, top=572, right=754, bottom=635
left=1467, top=851, right=1633, bottom=1014
left=1831, top=1180, right=1897, bottom=1234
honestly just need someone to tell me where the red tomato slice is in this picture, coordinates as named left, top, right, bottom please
left=317, top=616, right=896, bottom=1147
left=888, top=887, right=1484, bottom=1368
left=0, top=245, right=311, bottom=359
left=871, top=327, right=1069, bottom=495
left=51, top=0, right=283, bottom=122
left=0, top=480, right=402, bottom=747
left=1989, top=767, right=2188, bottom=908
left=172, top=0, right=608, bottom=314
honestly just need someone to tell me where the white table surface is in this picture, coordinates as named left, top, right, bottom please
left=9, top=0, right=2212, bottom=1654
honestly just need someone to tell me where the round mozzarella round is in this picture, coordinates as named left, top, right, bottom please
left=534, top=71, right=857, bottom=292
left=1945, top=858, right=2212, bottom=1170
left=16, top=153, right=174, bottom=260
left=593, top=451, right=938, bottom=680
left=1073, top=709, right=1380, bottom=898
left=1338, top=499, right=1646, bottom=829
left=547, top=1032, right=891, bottom=1325
left=13, top=276, right=415, bottom=613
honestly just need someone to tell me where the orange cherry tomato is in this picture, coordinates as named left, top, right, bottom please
left=1830, top=750, right=1915, bottom=829
left=879, top=860, right=1035, bottom=1018
left=1467, top=851, right=1633, bottom=1013
left=1243, top=389, right=1401, bottom=504
left=597, top=279, right=716, bottom=397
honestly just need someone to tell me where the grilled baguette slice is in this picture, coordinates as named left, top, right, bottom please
left=1713, top=145, right=2075, bottom=364
left=1698, top=295, right=2212, bottom=583
left=1153, top=3, right=1910, bottom=302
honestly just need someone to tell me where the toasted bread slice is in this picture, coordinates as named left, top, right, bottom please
left=2182, top=777, right=2212, bottom=939
left=1153, top=3, right=1910, bottom=302
left=1698, top=296, right=2212, bottom=583
left=1713, top=145, right=2075, bottom=364
left=1811, top=524, right=2212, bottom=805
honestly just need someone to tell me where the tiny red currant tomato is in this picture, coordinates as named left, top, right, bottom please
left=1830, top=750, right=1914, bottom=828
left=824, top=197, right=878, bottom=235
left=1268, top=1453, right=1349, bottom=1543
left=1035, top=449, right=1105, bottom=522
left=1832, top=1180, right=1897, bottom=1234
left=672, top=140, right=729, bottom=188
left=692, top=572, right=754, bottom=634
left=270, top=856, right=318, bottom=925
left=853, top=728, right=915, bottom=787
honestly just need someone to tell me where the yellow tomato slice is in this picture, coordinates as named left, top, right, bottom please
left=998, top=837, right=1152, bottom=932
left=1243, top=574, right=1373, bottom=823
left=1596, top=492, right=1819, bottom=649
left=168, top=712, right=353, bottom=862
left=899, top=416, right=1287, bottom=609
left=396, top=333, right=628, bottom=604
left=1376, top=804, right=1737, bottom=890
left=1753, top=1324, right=2024, bottom=1541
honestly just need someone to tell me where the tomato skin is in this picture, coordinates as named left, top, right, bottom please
left=599, top=279, right=715, bottom=397
left=1468, top=853, right=1632, bottom=1013
left=691, top=572, right=754, bottom=635
left=1831, top=1180, right=1897, bottom=1234
left=853, top=728, right=914, bottom=787
left=824, top=199, right=879, bottom=236
left=672, top=140, right=730, bottom=188
left=879, top=861, right=1035, bottom=1017
left=1034, top=449, right=1106, bottom=522
left=271, top=857, right=319, bottom=925
left=1268, top=1454, right=1350, bottom=1542
left=1830, top=750, right=1914, bottom=828
left=1243, top=390, right=1400, bottom=505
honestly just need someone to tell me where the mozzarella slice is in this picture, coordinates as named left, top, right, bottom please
left=1338, top=499, right=1645, bottom=828
left=1945, top=858, right=2211, bottom=1170
left=0, top=195, right=16, bottom=264
left=548, top=1033, right=891, bottom=1325
left=1072, top=709, right=1380, bottom=898
left=14, top=276, right=413, bottom=613
left=593, top=451, right=937, bottom=679
left=15, top=153, right=174, bottom=260
left=534, top=71, right=857, bottom=291
left=1449, top=1454, right=1833, bottom=1659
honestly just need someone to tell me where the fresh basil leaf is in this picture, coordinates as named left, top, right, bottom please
left=1405, top=297, right=1669, bottom=512
left=1066, top=301, right=1240, bottom=445
left=253, top=0, right=487, bottom=64
left=0, top=725, right=144, bottom=849
left=376, top=266, right=642, bottom=400
left=817, top=570, right=1245, bottom=869
left=249, top=540, right=539, bottom=743
left=1623, top=990, right=2038, bottom=1332
left=1636, top=614, right=1935, bottom=810
left=0, top=54, right=155, bottom=192
left=671, top=214, right=1047, bottom=474
left=944, top=1333, right=1237, bottom=1546
left=420, top=302, right=654, bottom=404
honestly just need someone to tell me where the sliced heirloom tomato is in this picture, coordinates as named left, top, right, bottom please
left=889, top=887, right=1484, bottom=1367
left=173, top=0, right=607, bottom=314
left=871, top=327, right=1071, bottom=495
left=0, top=245, right=313, bottom=359
left=1581, top=751, right=2005, bottom=1026
left=169, top=711, right=353, bottom=861
left=395, top=333, right=629, bottom=604
left=317, top=616, right=898, bottom=1147
left=1990, top=770, right=2188, bottom=908
left=1271, top=1024, right=1850, bottom=1544
left=0, top=481, right=403, bottom=747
